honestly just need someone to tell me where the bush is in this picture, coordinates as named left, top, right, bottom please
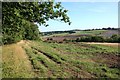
left=75, top=36, right=105, bottom=42
left=74, top=35, right=120, bottom=43
left=91, top=36, right=105, bottom=42
left=106, top=34, right=119, bottom=43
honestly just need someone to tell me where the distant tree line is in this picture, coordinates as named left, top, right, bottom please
left=84, top=27, right=119, bottom=31
left=43, top=30, right=75, bottom=36
left=74, top=34, right=120, bottom=43
left=101, top=27, right=119, bottom=30
left=62, top=34, right=120, bottom=43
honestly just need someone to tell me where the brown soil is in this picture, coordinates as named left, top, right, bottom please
left=92, top=53, right=120, bottom=68
left=86, top=42, right=119, bottom=68
left=99, top=30, right=119, bottom=37
left=43, top=34, right=89, bottom=42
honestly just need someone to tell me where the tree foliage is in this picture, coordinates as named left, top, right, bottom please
left=75, top=35, right=120, bottom=43
left=2, top=1, right=71, bottom=44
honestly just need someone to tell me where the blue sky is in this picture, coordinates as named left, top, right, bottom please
left=38, top=2, right=118, bottom=32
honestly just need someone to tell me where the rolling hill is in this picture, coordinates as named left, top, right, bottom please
left=43, top=29, right=119, bottom=42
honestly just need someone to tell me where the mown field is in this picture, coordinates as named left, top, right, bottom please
left=2, top=40, right=120, bottom=78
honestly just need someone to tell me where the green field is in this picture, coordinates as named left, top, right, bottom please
left=2, top=40, right=120, bottom=78
left=74, top=30, right=107, bottom=35
left=44, top=30, right=107, bottom=37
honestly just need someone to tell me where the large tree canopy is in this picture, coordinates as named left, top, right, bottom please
left=2, top=1, right=71, bottom=44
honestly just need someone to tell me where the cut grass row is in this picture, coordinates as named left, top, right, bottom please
left=34, top=41, right=119, bottom=78
left=23, top=46, right=49, bottom=78
left=23, top=42, right=82, bottom=78
left=22, top=40, right=120, bottom=78
left=47, top=42, right=119, bottom=55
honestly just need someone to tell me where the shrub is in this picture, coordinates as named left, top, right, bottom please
left=75, top=36, right=105, bottom=42
left=110, top=34, right=119, bottom=43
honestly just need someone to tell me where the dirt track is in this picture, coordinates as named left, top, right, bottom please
left=86, top=42, right=119, bottom=47
left=3, top=40, right=35, bottom=77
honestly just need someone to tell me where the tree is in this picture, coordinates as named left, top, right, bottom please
left=2, top=1, right=71, bottom=44
left=22, top=20, right=40, bottom=40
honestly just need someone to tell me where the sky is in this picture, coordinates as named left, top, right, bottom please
left=38, top=2, right=118, bottom=32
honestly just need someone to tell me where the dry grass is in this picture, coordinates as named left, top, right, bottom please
left=86, top=42, right=119, bottom=47
left=2, top=42, right=35, bottom=78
